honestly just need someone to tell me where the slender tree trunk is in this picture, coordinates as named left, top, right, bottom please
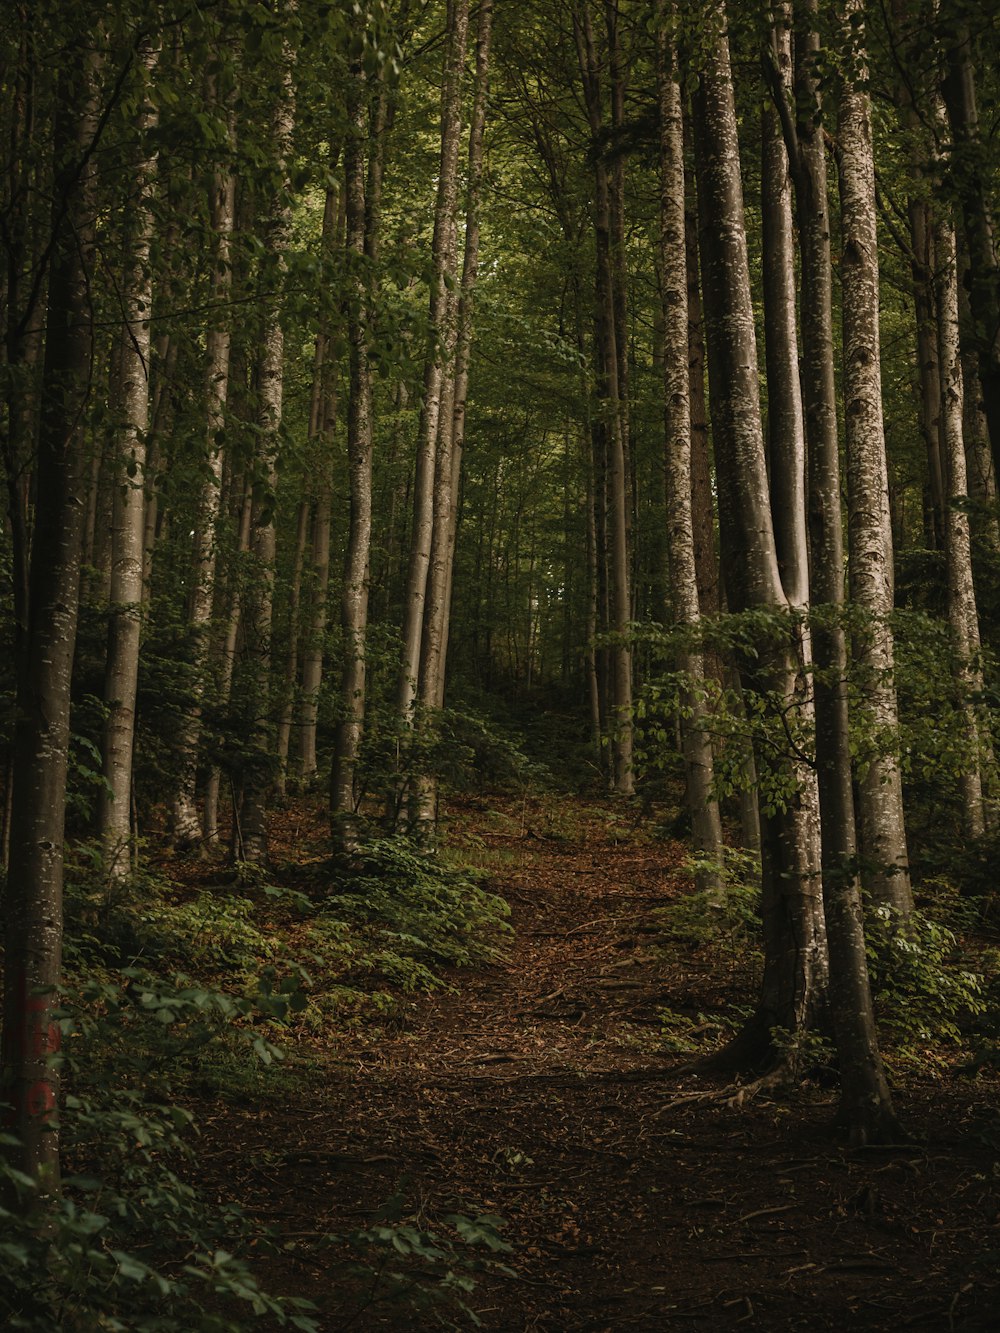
left=837, top=2, right=913, bottom=914
left=693, top=3, right=827, bottom=1071
left=140, top=332, right=178, bottom=599
left=413, top=0, right=493, bottom=836
left=299, top=480, right=333, bottom=783
left=942, top=20, right=1000, bottom=484
left=330, top=57, right=378, bottom=848
left=936, top=216, right=990, bottom=836
left=956, top=234, right=1000, bottom=548
left=393, top=0, right=469, bottom=827
left=761, top=10, right=809, bottom=610
left=240, top=47, right=296, bottom=863
left=171, top=117, right=236, bottom=849
left=99, top=43, right=159, bottom=882
left=783, top=0, right=898, bottom=1142
left=575, top=0, right=633, bottom=795
left=683, top=133, right=719, bottom=622
left=656, top=7, right=724, bottom=898
left=912, top=205, right=946, bottom=549
left=297, top=185, right=341, bottom=784
left=275, top=497, right=309, bottom=795
left=433, top=0, right=493, bottom=708
left=1, top=40, right=99, bottom=1202
left=202, top=475, right=252, bottom=847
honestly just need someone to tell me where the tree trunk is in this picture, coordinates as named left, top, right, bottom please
left=574, top=0, right=633, bottom=795
left=1, top=39, right=99, bottom=1202
left=171, top=116, right=236, bottom=850
left=99, top=43, right=159, bottom=883
left=936, top=216, right=991, bottom=836
left=683, top=127, right=719, bottom=623
left=956, top=233, right=1000, bottom=548
left=330, top=56, right=378, bottom=848
left=412, top=0, right=493, bottom=837
left=787, top=0, right=898, bottom=1142
left=275, top=497, right=310, bottom=795
left=393, top=0, right=470, bottom=824
left=761, top=10, right=809, bottom=610
left=239, top=47, right=296, bottom=863
left=202, top=475, right=253, bottom=847
left=837, top=1, right=913, bottom=915
left=297, top=185, right=342, bottom=784
left=693, top=3, right=827, bottom=1071
left=656, top=7, right=724, bottom=899
left=942, top=19, right=1000, bottom=485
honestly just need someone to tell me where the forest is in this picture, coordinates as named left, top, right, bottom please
left=1, top=0, right=1000, bottom=1327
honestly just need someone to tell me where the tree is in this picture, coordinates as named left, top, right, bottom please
left=2, top=30, right=100, bottom=1201
left=837, top=0, right=913, bottom=915
left=655, top=0, right=723, bottom=898
left=692, top=0, right=827, bottom=1071
left=99, top=41, right=159, bottom=881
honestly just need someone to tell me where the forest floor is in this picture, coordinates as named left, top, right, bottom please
left=192, top=794, right=1000, bottom=1331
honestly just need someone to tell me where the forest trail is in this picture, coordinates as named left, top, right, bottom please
left=201, top=798, right=999, bottom=1331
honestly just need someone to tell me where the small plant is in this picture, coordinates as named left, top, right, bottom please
left=660, top=847, right=762, bottom=947
left=324, top=1193, right=514, bottom=1327
left=657, top=1007, right=732, bottom=1053
left=320, top=836, right=512, bottom=976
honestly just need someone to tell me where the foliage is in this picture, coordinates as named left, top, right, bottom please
left=866, top=906, right=988, bottom=1068
left=63, top=833, right=510, bottom=1035
left=633, top=610, right=817, bottom=817
left=318, top=836, right=512, bottom=984
left=320, top=1193, right=513, bottom=1328
left=0, top=975, right=317, bottom=1333
left=658, top=847, right=762, bottom=948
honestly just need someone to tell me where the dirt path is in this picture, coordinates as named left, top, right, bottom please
left=205, top=798, right=1000, bottom=1330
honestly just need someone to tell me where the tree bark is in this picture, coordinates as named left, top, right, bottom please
left=936, top=216, right=991, bottom=836
left=99, top=42, right=159, bottom=882
left=786, top=0, right=898, bottom=1143
left=574, top=0, right=633, bottom=795
left=171, top=107, right=236, bottom=849
left=656, top=6, right=724, bottom=899
left=837, top=1, right=913, bottom=914
left=942, top=19, right=1000, bottom=485
left=297, top=185, right=342, bottom=784
left=761, top=9, right=809, bottom=610
left=331, top=56, right=378, bottom=848
left=395, top=0, right=470, bottom=743
left=202, top=474, right=252, bottom=847
left=239, top=43, right=296, bottom=863
left=412, top=0, right=493, bottom=837
left=275, top=497, right=310, bottom=795
left=1, top=39, right=99, bottom=1202
left=391, top=0, right=469, bottom=832
left=693, top=3, right=827, bottom=1070
left=956, top=233, right=1000, bottom=548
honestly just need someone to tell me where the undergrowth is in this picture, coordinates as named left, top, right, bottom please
left=0, top=834, right=516, bottom=1330
left=653, top=847, right=996, bottom=1073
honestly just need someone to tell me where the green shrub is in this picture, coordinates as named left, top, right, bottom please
left=866, top=906, right=987, bottom=1067
left=320, top=836, right=512, bottom=977
left=659, top=847, right=762, bottom=947
left=0, top=973, right=315, bottom=1333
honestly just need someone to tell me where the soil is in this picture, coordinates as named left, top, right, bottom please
left=197, top=795, right=1000, bottom=1331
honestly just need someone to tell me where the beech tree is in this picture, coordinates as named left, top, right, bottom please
left=692, top=2, right=828, bottom=1068
left=655, top=1, right=723, bottom=897
left=2, top=26, right=100, bottom=1198
left=837, top=0, right=913, bottom=915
